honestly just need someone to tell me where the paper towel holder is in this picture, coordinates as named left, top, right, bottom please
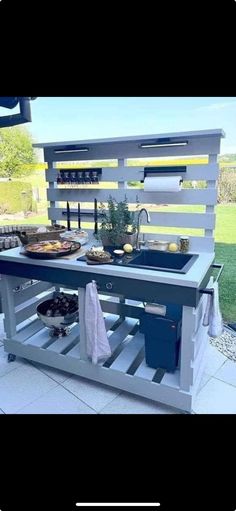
left=141, top=166, right=186, bottom=182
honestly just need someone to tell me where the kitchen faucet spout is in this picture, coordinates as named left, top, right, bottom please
left=136, top=208, right=151, bottom=250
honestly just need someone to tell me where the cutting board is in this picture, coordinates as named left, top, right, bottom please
left=86, top=258, right=114, bottom=265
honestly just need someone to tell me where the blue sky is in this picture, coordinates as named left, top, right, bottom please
left=2, top=97, right=236, bottom=153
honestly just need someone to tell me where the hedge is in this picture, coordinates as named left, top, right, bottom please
left=0, top=181, right=33, bottom=214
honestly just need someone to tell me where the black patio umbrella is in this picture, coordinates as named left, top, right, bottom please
left=0, top=96, right=37, bottom=127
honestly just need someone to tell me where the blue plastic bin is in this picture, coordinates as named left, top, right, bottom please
left=140, top=304, right=182, bottom=372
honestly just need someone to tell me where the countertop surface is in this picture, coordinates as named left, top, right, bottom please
left=0, top=244, right=215, bottom=288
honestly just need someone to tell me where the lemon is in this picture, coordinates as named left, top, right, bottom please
left=123, top=243, right=133, bottom=253
left=168, top=243, right=178, bottom=252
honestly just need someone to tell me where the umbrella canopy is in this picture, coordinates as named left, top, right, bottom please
left=0, top=97, right=37, bottom=127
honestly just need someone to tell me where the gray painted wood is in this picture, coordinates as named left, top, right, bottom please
left=66, top=314, right=118, bottom=359
left=134, top=359, right=158, bottom=381
left=24, top=327, right=55, bottom=348
left=0, top=275, right=17, bottom=339
left=13, top=281, right=53, bottom=306
left=45, top=163, right=219, bottom=183
left=77, top=287, right=87, bottom=361
left=15, top=292, right=54, bottom=325
left=40, top=134, right=222, bottom=161
left=193, top=320, right=209, bottom=363
left=193, top=294, right=207, bottom=335
left=107, top=317, right=138, bottom=353
left=179, top=306, right=196, bottom=391
left=161, top=370, right=180, bottom=389
left=109, top=331, right=144, bottom=372
left=4, top=337, right=192, bottom=411
left=47, top=324, right=80, bottom=354
left=48, top=207, right=215, bottom=229
left=47, top=187, right=217, bottom=205
left=100, top=299, right=144, bottom=319
left=13, top=318, right=44, bottom=343
left=191, top=324, right=209, bottom=385
left=34, top=129, right=225, bottom=148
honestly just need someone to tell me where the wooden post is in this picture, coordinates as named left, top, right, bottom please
left=180, top=305, right=195, bottom=392
left=0, top=275, right=17, bottom=339
left=78, top=287, right=87, bottom=360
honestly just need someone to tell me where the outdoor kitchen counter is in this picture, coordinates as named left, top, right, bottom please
left=0, top=246, right=214, bottom=307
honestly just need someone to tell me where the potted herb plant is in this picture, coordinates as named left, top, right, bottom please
left=95, top=195, right=140, bottom=248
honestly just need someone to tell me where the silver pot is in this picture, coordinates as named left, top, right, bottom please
left=37, top=299, right=79, bottom=336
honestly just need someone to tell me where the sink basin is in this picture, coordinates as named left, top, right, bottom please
left=113, top=249, right=198, bottom=274
left=126, top=250, right=198, bottom=273
left=77, top=249, right=199, bottom=274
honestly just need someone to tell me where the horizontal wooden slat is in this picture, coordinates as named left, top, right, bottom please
left=45, top=163, right=219, bottom=183
left=48, top=207, right=215, bottom=229
left=107, top=317, right=138, bottom=353
left=161, top=370, right=180, bottom=389
left=15, top=292, right=54, bottom=325
left=24, top=326, right=54, bottom=348
left=47, top=324, right=80, bottom=354
left=109, top=332, right=144, bottom=373
left=43, top=134, right=221, bottom=161
left=134, top=358, right=158, bottom=381
left=100, top=300, right=144, bottom=319
left=12, top=318, right=43, bottom=343
left=65, top=314, right=119, bottom=359
left=1, top=276, right=31, bottom=291
left=14, top=281, right=53, bottom=306
left=47, top=188, right=217, bottom=206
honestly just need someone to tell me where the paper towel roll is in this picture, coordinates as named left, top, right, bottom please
left=144, top=175, right=182, bottom=192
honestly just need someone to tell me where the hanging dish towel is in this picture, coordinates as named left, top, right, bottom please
left=202, top=281, right=223, bottom=338
left=85, top=280, right=111, bottom=364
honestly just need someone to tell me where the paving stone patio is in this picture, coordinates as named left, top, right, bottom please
left=0, top=313, right=235, bottom=414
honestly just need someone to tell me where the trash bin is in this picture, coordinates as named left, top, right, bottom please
left=140, top=303, right=182, bottom=372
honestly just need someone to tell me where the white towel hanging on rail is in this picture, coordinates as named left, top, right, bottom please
left=85, top=280, right=111, bottom=364
left=202, top=281, right=223, bottom=338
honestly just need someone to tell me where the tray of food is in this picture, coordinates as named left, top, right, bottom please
left=60, top=229, right=89, bottom=245
left=22, top=240, right=81, bottom=259
left=85, top=248, right=113, bottom=264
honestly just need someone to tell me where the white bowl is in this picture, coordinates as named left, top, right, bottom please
left=113, top=249, right=125, bottom=257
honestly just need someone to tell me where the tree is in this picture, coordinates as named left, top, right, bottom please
left=0, top=126, right=37, bottom=178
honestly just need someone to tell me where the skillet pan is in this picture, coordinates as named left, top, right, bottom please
left=23, top=240, right=81, bottom=259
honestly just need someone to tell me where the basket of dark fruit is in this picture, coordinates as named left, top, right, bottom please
left=37, top=292, right=79, bottom=337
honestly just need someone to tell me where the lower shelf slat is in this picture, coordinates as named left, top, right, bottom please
left=134, top=359, right=158, bottom=381
left=47, top=324, right=80, bottom=354
left=13, top=318, right=43, bottom=343
left=110, top=331, right=144, bottom=373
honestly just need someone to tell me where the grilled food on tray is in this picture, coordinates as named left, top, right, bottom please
left=26, top=240, right=75, bottom=253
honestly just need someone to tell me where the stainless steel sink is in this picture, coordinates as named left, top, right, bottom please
left=112, top=249, right=198, bottom=274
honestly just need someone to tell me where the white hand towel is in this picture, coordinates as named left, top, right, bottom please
left=85, top=281, right=111, bottom=364
left=202, top=281, right=223, bottom=338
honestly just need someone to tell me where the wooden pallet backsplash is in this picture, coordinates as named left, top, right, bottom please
left=38, top=132, right=223, bottom=253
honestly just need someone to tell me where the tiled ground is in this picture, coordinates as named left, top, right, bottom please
left=1, top=313, right=236, bottom=414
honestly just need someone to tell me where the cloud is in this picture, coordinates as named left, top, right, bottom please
left=195, top=101, right=236, bottom=112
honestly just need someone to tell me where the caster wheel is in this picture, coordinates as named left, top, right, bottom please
left=8, top=353, right=16, bottom=362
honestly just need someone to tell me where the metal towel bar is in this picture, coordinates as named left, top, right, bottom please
left=199, top=263, right=224, bottom=296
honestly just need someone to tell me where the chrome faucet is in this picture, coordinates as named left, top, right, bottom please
left=136, top=208, right=151, bottom=250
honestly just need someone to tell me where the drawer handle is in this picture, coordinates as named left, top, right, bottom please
left=106, top=282, right=113, bottom=291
